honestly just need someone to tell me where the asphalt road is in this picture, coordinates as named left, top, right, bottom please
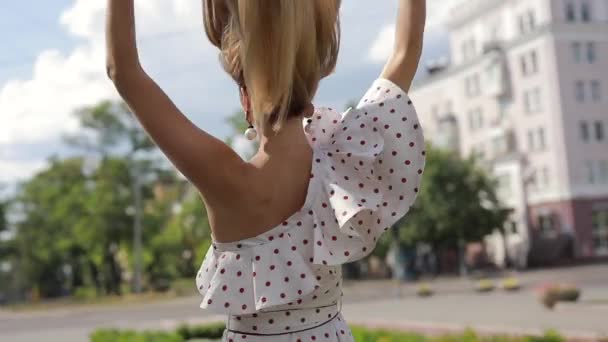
left=1, top=264, right=607, bottom=341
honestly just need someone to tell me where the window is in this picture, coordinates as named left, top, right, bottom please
left=592, top=210, right=608, bottom=255
left=465, top=74, right=481, bottom=97
left=529, top=127, right=547, bottom=151
left=524, top=88, right=542, bottom=113
left=586, top=160, right=596, bottom=184
left=498, top=174, right=513, bottom=198
left=576, top=81, right=586, bottom=102
left=528, top=10, right=537, bottom=30
left=521, top=50, right=539, bottom=76
left=541, top=166, right=550, bottom=187
left=530, top=50, right=538, bottom=73
left=528, top=130, right=536, bottom=150
left=529, top=167, right=539, bottom=190
left=572, top=41, right=582, bottom=62
left=581, top=121, right=590, bottom=142
left=506, top=221, right=518, bottom=235
left=600, top=161, right=608, bottom=184
left=462, top=38, right=477, bottom=61
left=520, top=55, right=527, bottom=75
left=538, top=127, right=547, bottom=150
left=518, top=10, right=537, bottom=34
left=586, top=161, right=608, bottom=184
left=591, top=80, right=601, bottom=102
left=538, top=214, right=557, bottom=236
left=518, top=15, right=526, bottom=34
left=468, top=108, right=484, bottom=131
left=566, top=1, right=576, bottom=21
left=595, top=121, right=605, bottom=141
left=587, top=42, right=596, bottom=63
left=581, top=1, right=592, bottom=22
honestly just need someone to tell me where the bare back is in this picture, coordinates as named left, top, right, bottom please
left=206, top=116, right=313, bottom=243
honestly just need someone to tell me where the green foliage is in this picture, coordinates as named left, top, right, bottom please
left=393, top=146, right=511, bottom=249
left=175, top=323, right=225, bottom=340
left=5, top=100, right=214, bottom=300
left=90, top=324, right=565, bottom=342
left=91, top=323, right=225, bottom=342
left=73, top=286, right=98, bottom=301
left=350, top=326, right=565, bottom=342
left=90, top=329, right=183, bottom=342
left=63, top=101, right=156, bottom=155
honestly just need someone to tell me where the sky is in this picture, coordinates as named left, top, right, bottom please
left=0, top=0, right=460, bottom=189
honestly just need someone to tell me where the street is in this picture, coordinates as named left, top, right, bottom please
left=1, top=264, right=607, bottom=341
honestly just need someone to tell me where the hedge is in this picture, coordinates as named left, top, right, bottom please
left=91, top=324, right=566, bottom=342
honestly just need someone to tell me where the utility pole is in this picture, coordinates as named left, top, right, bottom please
left=131, top=160, right=143, bottom=294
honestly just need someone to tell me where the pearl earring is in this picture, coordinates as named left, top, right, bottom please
left=245, top=124, right=257, bottom=141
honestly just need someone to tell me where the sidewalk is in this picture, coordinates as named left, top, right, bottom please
left=342, top=263, right=608, bottom=300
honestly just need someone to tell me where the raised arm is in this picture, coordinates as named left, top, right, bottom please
left=380, top=0, right=426, bottom=92
left=105, top=0, right=246, bottom=201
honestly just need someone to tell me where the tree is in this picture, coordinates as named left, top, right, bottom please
left=64, top=101, right=169, bottom=293
left=9, top=156, right=138, bottom=297
left=63, top=101, right=156, bottom=156
left=392, top=145, right=511, bottom=274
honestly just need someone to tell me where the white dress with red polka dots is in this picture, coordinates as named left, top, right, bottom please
left=195, top=78, right=426, bottom=341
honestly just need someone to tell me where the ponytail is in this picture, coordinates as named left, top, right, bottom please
left=203, top=0, right=341, bottom=133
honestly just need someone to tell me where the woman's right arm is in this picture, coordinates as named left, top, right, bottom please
left=106, top=0, right=247, bottom=203
left=380, top=0, right=426, bottom=92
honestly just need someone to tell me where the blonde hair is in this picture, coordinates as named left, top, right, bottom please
left=203, top=0, right=341, bottom=133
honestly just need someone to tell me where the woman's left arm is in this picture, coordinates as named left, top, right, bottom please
left=105, top=0, right=246, bottom=201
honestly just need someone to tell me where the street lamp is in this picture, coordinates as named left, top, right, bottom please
left=128, top=156, right=144, bottom=294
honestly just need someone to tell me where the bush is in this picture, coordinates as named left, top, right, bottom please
left=73, top=287, right=98, bottom=301
left=502, top=278, right=521, bottom=292
left=538, top=284, right=581, bottom=309
left=475, top=279, right=495, bottom=293
left=416, top=283, right=434, bottom=297
left=90, top=329, right=183, bottom=342
left=91, top=324, right=566, bottom=342
left=176, top=323, right=225, bottom=340
left=350, top=326, right=565, bottom=342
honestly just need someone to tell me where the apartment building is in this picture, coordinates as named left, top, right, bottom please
left=410, top=0, right=608, bottom=267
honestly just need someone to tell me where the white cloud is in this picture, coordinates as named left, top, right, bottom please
left=369, top=25, right=396, bottom=64
left=0, top=159, right=47, bottom=184
left=367, top=0, right=463, bottom=63
left=0, top=0, right=211, bottom=183
left=1, top=0, right=455, bottom=185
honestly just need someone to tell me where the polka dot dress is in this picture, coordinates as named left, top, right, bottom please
left=195, top=78, right=426, bottom=341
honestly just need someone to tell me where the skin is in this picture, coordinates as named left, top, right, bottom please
left=105, top=0, right=425, bottom=243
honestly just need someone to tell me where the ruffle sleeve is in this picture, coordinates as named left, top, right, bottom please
left=305, top=77, right=426, bottom=265
left=194, top=78, right=426, bottom=315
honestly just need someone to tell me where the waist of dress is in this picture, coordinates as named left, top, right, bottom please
left=226, top=301, right=341, bottom=336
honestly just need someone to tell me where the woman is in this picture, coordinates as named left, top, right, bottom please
left=106, top=0, right=426, bottom=340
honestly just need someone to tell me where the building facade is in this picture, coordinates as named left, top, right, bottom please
left=410, top=0, right=608, bottom=266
